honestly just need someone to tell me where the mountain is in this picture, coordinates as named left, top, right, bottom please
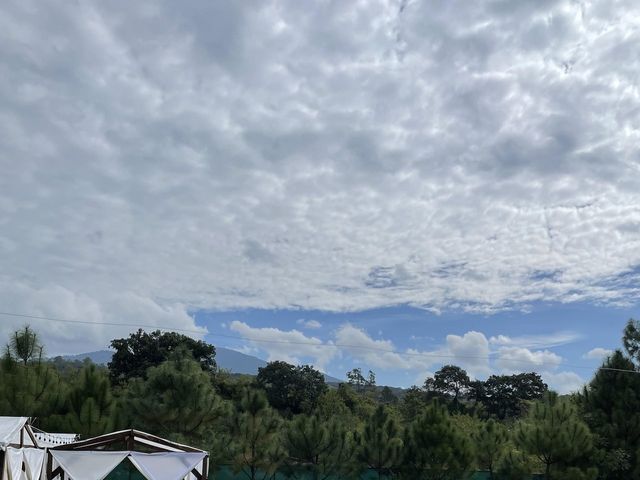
left=61, top=348, right=343, bottom=383
left=61, top=350, right=114, bottom=364
left=216, top=347, right=267, bottom=374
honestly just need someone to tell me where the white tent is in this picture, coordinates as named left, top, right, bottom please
left=0, top=417, right=34, bottom=449
left=45, top=429, right=209, bottom=480
left=0, top=417, right=77, bottom=480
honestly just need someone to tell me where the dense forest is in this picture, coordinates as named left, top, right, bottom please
left=1, top=321, right=640, bottom=480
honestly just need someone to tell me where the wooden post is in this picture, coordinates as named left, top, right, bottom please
left=202, top=455, right=209, bottom=479
left=46, top=451, right=52, bottom=479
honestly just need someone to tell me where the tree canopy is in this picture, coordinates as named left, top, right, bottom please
left=108, top=329, right=216, bottom=385
left=256, top=361, right=326, bottom=414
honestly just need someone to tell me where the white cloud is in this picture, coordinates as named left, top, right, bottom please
left=490, top=331, right=582, bottom=349
left=229, top=320, right=337, bottom=370
left=544, top=371, right=586, bottom=395
left=1, top=0, right=640, bottom=352
left=583, top=347, right=613, bottom=360
left=496, top=347, right=563, bottom=372
left=0, top=280, right=205, bottom=356
left=296, top=319, right=322, bottom=329
left=443, top=331, right=491, bottom=377
left=334, top=324, right=411, bottom=370
left=334, top=326, right=491, bottom=379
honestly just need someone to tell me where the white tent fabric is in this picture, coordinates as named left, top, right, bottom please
left=22, top=448, right=45, bottom=480
left=3, top=447, right=24, bottom=480
left=50, top=450, right=129, bottom=480
left=0, top=417, right=28, bottom=449
left=129, top=452, right=206, bottom=480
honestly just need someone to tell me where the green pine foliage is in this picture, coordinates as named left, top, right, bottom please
left=282, top=415, right=354, bottom=480
left=229, top=388, right=283, bottom=480
left=474, top=419, right=508, bottom=479
left=0, top=351, right=66, bottom=422
left=495, top=451, right=533, bottom=480
left=58, top=364, right=117, bottom=437
left=516, top=393, right=596, bottom=480
left=579, top=349, right=640, bottom=479
left=400, top=401, right=474, bottom=480
left=124, top=347, right=225, bottom=444
left=353, top=405, right=403, bottom=479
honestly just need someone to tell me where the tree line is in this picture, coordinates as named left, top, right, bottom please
left=1, top=321, right=640, bottom=479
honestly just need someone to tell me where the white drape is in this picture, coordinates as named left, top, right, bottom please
left=0, top=417, right=28, bottom=449
left=50, top=450, right=129, bottom=480
left=129, top=452, right=206, bottom=480
left=3, top=447, right=24, bottom=480
left=22, top=448, right=45, bottom=480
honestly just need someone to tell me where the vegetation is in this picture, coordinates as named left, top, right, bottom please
left=108, top=329, right=216, bottom=385
left=1, top=320, right=639, bottom=478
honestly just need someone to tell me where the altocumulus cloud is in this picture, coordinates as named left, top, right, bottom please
left=1, top=1, right=640, bottom=352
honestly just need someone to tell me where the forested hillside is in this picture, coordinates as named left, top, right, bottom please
left=2, top=322, right=640, bottom=479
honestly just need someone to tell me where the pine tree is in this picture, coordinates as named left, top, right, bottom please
left=516, top=393, right=596, bottom=480
left=230, top=388, right=282, bottom=480
left=125, top=347, right=224, bottom=444
left=496, top=451, right=532, bottom=480
left=60, top=364, right=116, bottom=437
left=579, top=350, right=640, bottom=479
left=7, top=325, right=42, bottom=365
left=400, top=401, right=474, bottom=480
left=0, top=347, right=66, bottom=422
left=474, top=419, right=507, bottom=479
left=282, top=415, right=353, bottom=480
left=354, top=405, right=402, bottom=479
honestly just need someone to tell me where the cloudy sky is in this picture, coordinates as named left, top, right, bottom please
left=1, top=0, right=640, bottom=393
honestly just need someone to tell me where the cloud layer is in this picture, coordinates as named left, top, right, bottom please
left=1, top=1, right=640, bottom=352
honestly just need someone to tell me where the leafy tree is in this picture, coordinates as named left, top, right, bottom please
left=58, top=364, right=117, bottom=437
left=622, top=319, right=640, bottom=364
left=579, top=350, right=640, bottom=479
left=474, top=419, right=507, bottom=479
left=256, top=361, right=326, bottom=414
left=229, top=388, right=282, bottom=480
left=354, top=405, right=402, bottom=479
left=108, top=329, right=216, bottom=385
left=516, top=393, right=596, bottom=480
left=316, top=389, right=358, bottom=431
left=400, top=401, right=474, bottom=480
left=282, top=415, right=353, bottom=480
left=124, top=348, right=225, bottom=443
left=425, top=365, right=470, bottom=401
left=481, top=373, right=547, bottom=419
left=7, top=325, right=42, bottom=365
left=425, top=365, right=470, bottom=411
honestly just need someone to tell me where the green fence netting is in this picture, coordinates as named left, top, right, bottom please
left=104, top=461, right=544, bottom=480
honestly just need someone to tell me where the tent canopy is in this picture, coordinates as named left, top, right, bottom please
left=46, top=429, right=209, bottom=480
left=0, top=416, right=37, bottom=449
left=0, top=416, right=78, bottom=451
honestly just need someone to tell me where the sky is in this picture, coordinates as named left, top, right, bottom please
left=1, top=0, right=640, bottom=394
